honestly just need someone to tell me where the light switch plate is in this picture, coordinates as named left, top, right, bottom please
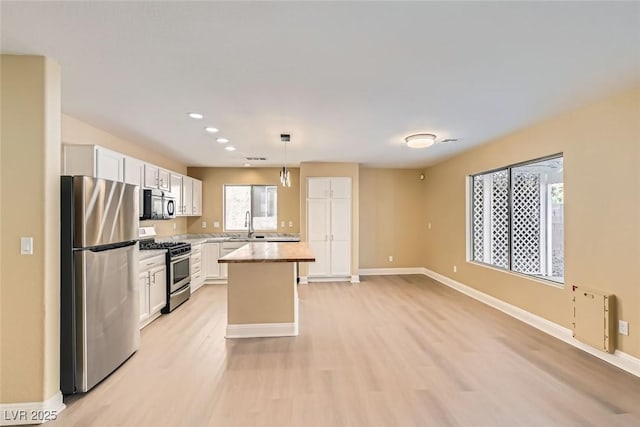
left=288, top=221, right=293, bottom=227
left=201, top=221, right=207, bottom=228
left=213, top=221, right=220, bottom=228
left=281, top=221, right=285, bottom=227
left=21, top=237, right=33, bottom=255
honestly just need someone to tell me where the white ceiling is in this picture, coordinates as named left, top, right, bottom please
left=2, top=1, right=639, bottom=168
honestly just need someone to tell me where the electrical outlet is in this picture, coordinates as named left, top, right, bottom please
left=213, top=221, right=220, bottom=228
left=288, top=221, right=293, bottom=228
left=428, top=222, right=432, bottom=229
left=453, top=265, right=457, bottom=273
left=388, top=256, right=393, bottom=262
left=173, top=223, right=177, bottom=230
left=201, top=221, right=207, bottom=229
left=619, top=320, right=629, bottom=336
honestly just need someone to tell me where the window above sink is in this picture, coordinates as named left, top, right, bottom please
left=224, top=185, right=277, bottom=232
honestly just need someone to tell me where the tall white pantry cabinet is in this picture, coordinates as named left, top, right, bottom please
left=307, top=177, right=351, bottom=278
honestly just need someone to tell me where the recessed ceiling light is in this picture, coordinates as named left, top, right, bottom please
left=216, top=137, right=229, bottom=144
left=225, top=146, right=236, bottom=151
left=244, top=163, right=251, bottom=167
left=205, top=127, right=219, bottom=133
left=405, top=133, right=436, bottom=149
left=188, top=112, right=204, bottom=119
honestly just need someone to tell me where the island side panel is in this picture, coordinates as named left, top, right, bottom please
left=227, top=262, right=296, bottom=325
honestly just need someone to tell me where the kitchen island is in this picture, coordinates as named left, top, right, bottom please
left=218, top=242, right=315, bottom=338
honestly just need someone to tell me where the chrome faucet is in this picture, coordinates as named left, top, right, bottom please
left=244, top=210, right=254, bottom=238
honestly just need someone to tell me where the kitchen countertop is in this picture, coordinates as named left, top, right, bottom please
left=218, top=242, right=315, bottom=264
left=139, top=249, right=167, bottom=260
left=159, top=233, right=301, bottom=245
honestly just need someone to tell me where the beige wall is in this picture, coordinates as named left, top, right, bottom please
left=359, top=168, right=427, bottom=268
left=61, top=114, right=189, bottom=236
left=423, top=86, right=640, bottom=358
left=1, top=55, right=61, bottom=403
left=62, top=114, right=187, bottom=174
left=186, top=167, right=300, bottom=234
left=299, top=162, right=360, bottom=276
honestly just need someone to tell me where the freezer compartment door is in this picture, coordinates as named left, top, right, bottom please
left=72, top=176, right=139, bottom=247
left=74, top=242, right=140, bottom=392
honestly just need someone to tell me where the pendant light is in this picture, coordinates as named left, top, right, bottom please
left=279, top=133, right=291, bottom=187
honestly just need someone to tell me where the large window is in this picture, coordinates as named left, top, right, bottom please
left=470, top=155, right=564, bottom=284
left=224, top=185, right=278, bottom=231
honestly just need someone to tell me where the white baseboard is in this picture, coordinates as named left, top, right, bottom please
left=298, top=276, right=309, bottom=284
left=307, top=276, right=351, bottom=283
left=203, top=278, right=227, bottom=285
left=225, top=322, right=298, bottom=338
left=0, top=391, right=65, bottom=426
left=359, top=267, right=426, bottom=276
left=350, top=275, right=360, bottom=283
left=422, top=268, right=640, bottom=378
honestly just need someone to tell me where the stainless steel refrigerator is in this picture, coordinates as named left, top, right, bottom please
left=60, top=176, right=140, bottom=394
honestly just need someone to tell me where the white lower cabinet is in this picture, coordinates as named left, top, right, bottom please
left=139, top=273, right=150, bottom=324
left=139, top=254, right=166, bottom=329
left=203, top=243, right=221, bottom=280
left=149, top=266, right=167, bottom=314
left=191, top=243, right=205, bottom=292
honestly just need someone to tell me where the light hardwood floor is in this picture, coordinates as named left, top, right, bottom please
left=52, top=275, right=640, bottom=427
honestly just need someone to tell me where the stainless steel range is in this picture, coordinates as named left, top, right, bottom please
left=139, top=228, right=191, bottom=313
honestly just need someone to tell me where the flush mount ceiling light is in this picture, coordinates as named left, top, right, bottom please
left=187, top=112, right=204, bottom=119
left=225, top=146, right=236, bottom=152
left=405, top=133, right=437, bottom=149
left=279, top=133, right=291, bottom=187
left=216, top=137, right=229, bottom=144
left=205, top=126, right=219, bottom=133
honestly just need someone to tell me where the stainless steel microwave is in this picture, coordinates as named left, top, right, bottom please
left=140, top=189, right=176, bottom=220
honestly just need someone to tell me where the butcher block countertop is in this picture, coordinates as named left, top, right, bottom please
left=218, top=242, right=315, bottom=263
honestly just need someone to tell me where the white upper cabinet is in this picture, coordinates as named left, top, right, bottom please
left=143, top=164, right=158, bottom=189
left=143, top=164, right=171, bottom=190
left=170, top=174, right=183, bottom=214
left=95, top=147, right=124, bottom=182
left=123, top=156, right=143, bottom=186
left=192, top=179, right=202, bottom=216
left=63, top=144, right=124, bottom=182
left=158, top=169, right=170, bottom=191
left=182, top=176, right=193, bottom=216
left=62, top=145, right=200, bottom=216
left=178, top=176, right=202, bottom=217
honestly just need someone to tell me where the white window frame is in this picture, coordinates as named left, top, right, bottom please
left=466, top=154, right=564, bottom=287
left=223, top=184, right=278, bottom=232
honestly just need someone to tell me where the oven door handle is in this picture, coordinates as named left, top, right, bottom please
left=171, top=253, right=191, bottom=263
